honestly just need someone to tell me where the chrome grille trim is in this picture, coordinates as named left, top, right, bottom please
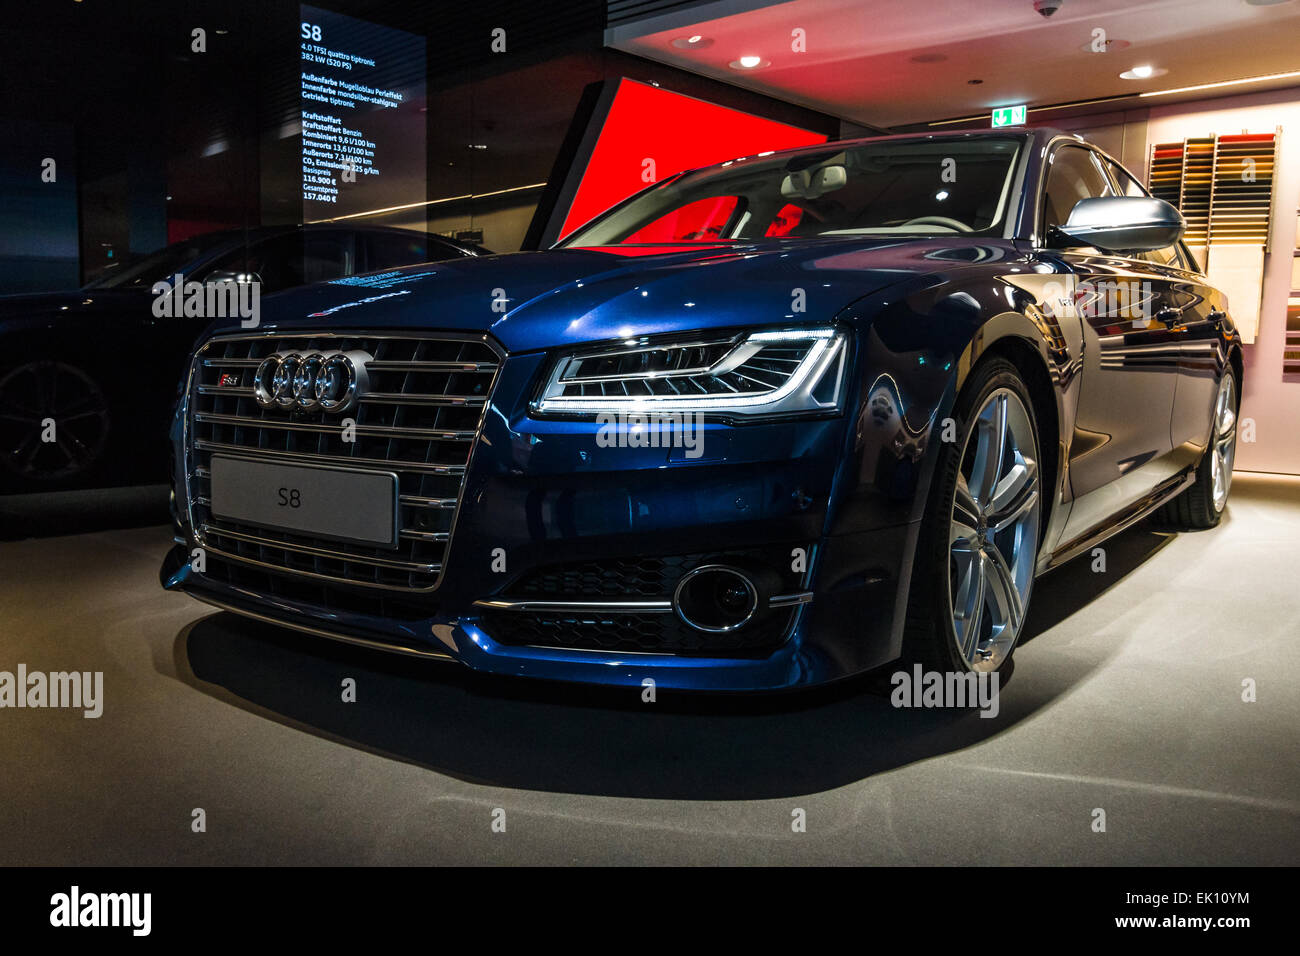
left=193, top=411, right=476, bottom=442
left=193, top=440, right=467, bottom=475
left=185, top=330, right=501, bottom=593
left=201, top=524, right=441, bottom=572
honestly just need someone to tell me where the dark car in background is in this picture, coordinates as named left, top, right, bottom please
left=0, top=224, right=484, bottom=493
left=161, top=128, right=1242, bottom=690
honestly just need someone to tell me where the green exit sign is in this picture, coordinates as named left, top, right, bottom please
left=991, top=105, right=1027, bottom=127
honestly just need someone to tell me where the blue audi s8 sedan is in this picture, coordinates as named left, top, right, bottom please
left=161, top=128, right=1242, bottom=691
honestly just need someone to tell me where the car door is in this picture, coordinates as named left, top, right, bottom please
left=1102, top=158, right=1228, bottom=472
left=1043, top=145, right=1184, bottom=543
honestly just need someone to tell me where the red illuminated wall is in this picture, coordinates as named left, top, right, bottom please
left=557, top=78, right=828, bottom=239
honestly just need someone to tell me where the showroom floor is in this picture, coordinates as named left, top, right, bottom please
left=2, top=474, right=1297, bottom=865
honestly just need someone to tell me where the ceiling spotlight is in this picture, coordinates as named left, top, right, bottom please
left=730, top=55, right=766, bottom=69
left=1120, top=64, right=1167, bottom=79
left=672, top=35, right=714, bottom=49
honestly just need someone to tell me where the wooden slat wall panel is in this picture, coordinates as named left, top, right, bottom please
left=1148, top=132, right=1278, bottom=249
left=1209, top=133, right=1276, bottom=248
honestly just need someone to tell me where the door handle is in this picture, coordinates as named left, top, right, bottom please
left=1155, top=307, right=1181, bottom=328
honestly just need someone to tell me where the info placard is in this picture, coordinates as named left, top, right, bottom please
left=298, top=4, right=427, bottom=226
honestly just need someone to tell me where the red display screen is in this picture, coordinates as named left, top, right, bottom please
left=557, top=79, right=828, bottom=240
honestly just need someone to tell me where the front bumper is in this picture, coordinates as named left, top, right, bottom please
left=162, top=336, right=924, bottom=692
left=161, top=520, right=913, bottom=691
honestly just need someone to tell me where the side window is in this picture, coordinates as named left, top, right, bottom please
left=1105, top=158, right=1187, bottom=268
left=245, top=232, right=353, bottom=292
left=1042, top=146, right=1114, bottom=236
left=1105, top=159, right=1148, bottom=199
left=366, top=232, right=430, bottom=270
left=299, top=233, right=354, bottom=284
left=202, top=234, right=354, bottom=292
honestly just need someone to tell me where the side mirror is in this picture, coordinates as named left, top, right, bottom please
left=1053, top=196, right=1185, bottom=253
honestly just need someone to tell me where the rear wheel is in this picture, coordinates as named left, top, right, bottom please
left=1156, top=368, right=1238, bottom=530
left=904, top=358, right=1043, bottom=674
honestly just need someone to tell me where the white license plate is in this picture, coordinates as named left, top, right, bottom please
left=209, top=456, right=399, bottom=549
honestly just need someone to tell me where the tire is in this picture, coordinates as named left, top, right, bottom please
left=1155, top=367, right=1239, bottom=530
left=902, top=357, right=1044, bottom=675
left=0, top=358, right=113, bottom=493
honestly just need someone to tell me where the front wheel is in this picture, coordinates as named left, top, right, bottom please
left=904, top=358, right=1043, bottom=674
left=0, top=359, right=112, bottom=491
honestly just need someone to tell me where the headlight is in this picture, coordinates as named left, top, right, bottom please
left=532, top=327, right=848, bottom=418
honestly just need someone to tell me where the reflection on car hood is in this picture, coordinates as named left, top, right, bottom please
left=213, top=237, right=1023, bottom=352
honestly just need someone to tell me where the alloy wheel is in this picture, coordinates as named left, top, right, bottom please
left=1210, top=373, right=1237, bottom=513
left=0, top=361, right=111, bottom=481
left=948, top=388, right=1041, bottom=672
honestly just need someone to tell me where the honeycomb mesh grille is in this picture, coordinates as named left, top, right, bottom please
left=482, top=546, right=807, bottom=655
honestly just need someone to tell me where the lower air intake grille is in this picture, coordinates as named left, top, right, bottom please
left=477, top=607, right=794, bottom=656
left=480, top=546, right=806, bottom=655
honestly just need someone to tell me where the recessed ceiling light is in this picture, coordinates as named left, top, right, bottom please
left=672, top=35, right=714, bottom=49
left=1120, top=65, right=1168, bottom=79
left=729, top=55, right=769, bottom=70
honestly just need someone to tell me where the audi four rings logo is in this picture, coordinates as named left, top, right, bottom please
left=253, top=350, right=371, bottom=413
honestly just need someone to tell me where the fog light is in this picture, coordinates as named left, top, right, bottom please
left=673, top=566, right=759, bottom=632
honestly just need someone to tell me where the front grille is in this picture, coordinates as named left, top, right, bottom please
left=186, top=331, right=499, bottom=592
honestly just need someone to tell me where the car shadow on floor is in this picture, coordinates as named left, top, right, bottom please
left=167, top=522, right=1174, bottom=800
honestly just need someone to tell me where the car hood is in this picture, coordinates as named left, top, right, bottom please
left=213, top=237, right=1023, bottom=352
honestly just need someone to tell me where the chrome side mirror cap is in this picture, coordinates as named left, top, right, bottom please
left=1054, top=196, right=1185, bottom=253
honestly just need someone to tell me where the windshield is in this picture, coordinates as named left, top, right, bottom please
left=83, top=231, right=239, bottom=289
left=559, top=136, right=1025, bottom=247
